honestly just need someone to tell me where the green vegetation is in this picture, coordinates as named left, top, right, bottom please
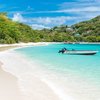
left=72, top=16, right=100, bottom=42
left=0, top=12, right=100, bottom=44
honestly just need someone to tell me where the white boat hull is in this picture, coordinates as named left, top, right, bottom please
left=64, top=51, right=98, bottom=55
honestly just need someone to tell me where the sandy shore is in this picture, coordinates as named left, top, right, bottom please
left=0, top=62, right=23, bottom=100
left=0, top=42, right=49, bottom=51
left=0, top=44, right=61, bottom=100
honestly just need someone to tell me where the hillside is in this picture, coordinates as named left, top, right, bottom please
left=71, top=16, right=100, bottom=42
left=0, top=13, right=41, bottom=43
left=40, top=16, right=100, bottom=42
left=0, top=12, right=100, bottom=44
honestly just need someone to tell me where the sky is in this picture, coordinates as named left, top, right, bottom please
left=0, top=0, right=100, bottom=29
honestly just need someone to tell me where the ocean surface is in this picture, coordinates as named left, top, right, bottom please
left=15, top=43, right=100, bottom=100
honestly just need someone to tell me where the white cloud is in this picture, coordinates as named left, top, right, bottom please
left=56, top=6, right=100, bottom=13
left=11, top=9, right=100, bottom=29
left=31, top=24, right=50, bottom=30
left=59, top=1, right=100, bottom=9
left=12, top=13, right=77, bottom=28
left=12, top=13, right=26, bottom=22
left=34, top=6, right=100, bottom=14
left=30, top=16, right=77, bottom=25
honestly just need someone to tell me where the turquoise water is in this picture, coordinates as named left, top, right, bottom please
left=15, top=44, right=100, bottom=100
left=16, top=44, right=100, bottom=80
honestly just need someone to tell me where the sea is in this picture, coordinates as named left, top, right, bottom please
left=15, top=43, right=100, bottom=100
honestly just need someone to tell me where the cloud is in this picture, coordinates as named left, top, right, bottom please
left=32, top=6, right=100, bottom=14
left=59, top=0, right=100, bottom=9
left=31, top=24, right=50, bottom=30
left=30, top=16, right=77, bottom=25
left=57, top=0, right=100, bottom=14
left=9, top=0, right=100, bottom=16
left=2, top=0, right=100, bottom=28
left=24, top=1, right=99, bottom=15
left=55, top=6, right=100, bottom=13
left=12, top=13, right=77, bottom=28
left=12, top=13, right=26, bottom=22
left=11, top=0, right=100, bottom=30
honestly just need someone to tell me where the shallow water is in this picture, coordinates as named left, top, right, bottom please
left=16, top=44, right=100, bottom=100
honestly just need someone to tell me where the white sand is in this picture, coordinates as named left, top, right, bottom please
left=0, top=62, right=23, bottom=100
left=0, top=42, right=56, bottom=47
left=0, top=49, right=61, bottom=100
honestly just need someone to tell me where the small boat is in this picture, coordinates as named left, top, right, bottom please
left=63, top=50, right=98, bottom=55
left=58, top=48, right=98, bottom=55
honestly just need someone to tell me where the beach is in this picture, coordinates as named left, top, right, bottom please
left=0, top=43, right=100, bottom=100
left=0, top=43, right=61, bottom=100
left=0, top=61, right=23, bottom=100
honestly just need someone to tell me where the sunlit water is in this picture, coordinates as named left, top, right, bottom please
left=15, top=44, right=100, bottom=100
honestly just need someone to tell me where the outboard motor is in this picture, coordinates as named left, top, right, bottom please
left=58, top=48, right=66, bottom=54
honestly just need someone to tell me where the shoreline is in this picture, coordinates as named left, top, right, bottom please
left=0, top=44, right=62, bottom=100
left=63, top=42, right=100, bottom=44
left=0, top=42, right=100, bottom=100
left=0, top=41, right=100, bottom=47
